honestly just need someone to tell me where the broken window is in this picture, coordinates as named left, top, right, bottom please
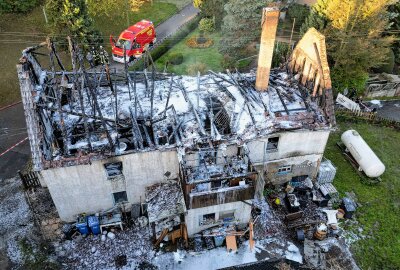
left=200, top=213, right=216, bottom=226
left=219, top=211, right=235, bottom=222
left=266, top=137, right=279, bottom=152
left=104, top=162, right=123, bottom=177
left=113, top=191, right=128, bottom=204
left=277, top=165, right=292, bottom=174
left=211, top=180, right=222, bottom=190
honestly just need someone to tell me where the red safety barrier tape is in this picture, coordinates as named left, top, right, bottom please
left=0, top=137, right=28, bottom=158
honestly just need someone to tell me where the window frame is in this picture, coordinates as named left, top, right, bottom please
left=112, top=191, right=128, bottom=205
left=266, top=136, right=280, bottom=152
left=277, top=165, right=292, bottom=175
left=200, top=213, right=216, bottom=226
left=104, top=162, right=123, bottom=178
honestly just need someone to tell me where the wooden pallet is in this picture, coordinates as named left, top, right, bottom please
left=336, top=142, right=382, bottom=185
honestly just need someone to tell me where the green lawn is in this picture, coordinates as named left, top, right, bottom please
left=0, top=7, right=47, bottom=107
left=0, top=1, right=180, bottom=107
left=326, top=118, right=400, bottom=269
left=155, top=28, right=224, bottom=74
left=93, top=1, right=178, bottom=37
left=157, top=0, right=192, bottom=9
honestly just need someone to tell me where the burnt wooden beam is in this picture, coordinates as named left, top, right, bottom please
left=274, top=87, right=289, bottom=115
left=68, top=37, right=92, bottom=151
left=75, top=46, right=114, bottom=149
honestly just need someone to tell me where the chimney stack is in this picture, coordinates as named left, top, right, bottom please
left=255, top=7, right=280, bottom=91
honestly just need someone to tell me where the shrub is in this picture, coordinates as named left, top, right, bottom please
left=0, top=0, right=38, bottom=13
left=187, top=62, right=207, bottom=75
left=198, top=17, right=215, bottom=33
left=221, top=54, right=236, bottom=70
left=331, top=68, right=369, bottom=95
left=272, top=42, right=290, bottom=68
left=168, top=52, right=184, bottom=65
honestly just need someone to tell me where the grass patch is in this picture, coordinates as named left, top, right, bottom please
left=155, top=28, right=224, bottom=74
left=157, top=0, right=192, bottom=10
left=93, top=1, right=178, bottom=36
left=0, top=7, right=47, bottom=107
left=326, top=118, right=400, bottom=269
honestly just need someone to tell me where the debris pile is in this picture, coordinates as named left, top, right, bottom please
left=146, top=181, right=186, bottom=223
left=57, top=227, right=154, bottom=269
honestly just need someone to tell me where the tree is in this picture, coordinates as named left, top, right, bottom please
left=219, top=0, right=273, bottom=58
left=300, top=0, right=395, bottom=92
left=388, top=2, right=400, bottom=64
left=194, top=0, right=227, bottom=29
left=300, top=0, right=330, bottom=35
left=0, top=0, right=38, bottom=13
left=287, top=3, right=310, bottom=28
left=325, top=0, right=395, bottom=92
left=46, top=0, right=103, bottom=49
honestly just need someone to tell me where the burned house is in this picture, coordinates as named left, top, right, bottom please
left=17, top=7, right=335, bottom=237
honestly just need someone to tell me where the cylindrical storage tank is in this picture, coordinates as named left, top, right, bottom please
left=341, top=130, right=385, bottom=178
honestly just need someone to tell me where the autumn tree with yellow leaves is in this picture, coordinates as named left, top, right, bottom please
left=302, top=0, right=395, bottom=93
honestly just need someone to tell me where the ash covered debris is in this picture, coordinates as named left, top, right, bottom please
left=146, top=181, right=186, bottom=223
left=18, top=40, right=333, bottom=171
left=56, top=227, right=155, bottom=269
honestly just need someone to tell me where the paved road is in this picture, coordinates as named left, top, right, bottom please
left=368, top=99, right=400, bottom=122
left=0, top=4, right=199, bottom=180
left=0, top=103, right=30, bottom=180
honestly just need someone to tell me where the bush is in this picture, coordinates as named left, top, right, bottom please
left=0, top=0, right=39, bottom=13
left=331, top=68, right=369, bottom=95
left=221, top=54, right=236, bottom=70
left=272, top=42, right=290, bottom=68
left=168, top=52, right=184, bottom=65
left=198, top=17, right=215, bottom=33
left=187, top=62, right=207, bottom=75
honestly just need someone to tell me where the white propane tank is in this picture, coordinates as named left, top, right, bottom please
left=341, top=130, right=385, bottom=178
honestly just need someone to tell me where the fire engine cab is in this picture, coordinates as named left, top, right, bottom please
left=110, top=20, right=156, bottom=63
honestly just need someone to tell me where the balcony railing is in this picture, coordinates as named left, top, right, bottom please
left=188, top=184, right=255, bottom=209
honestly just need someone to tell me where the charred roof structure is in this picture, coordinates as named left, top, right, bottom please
left=18, top=33, right=334, bottom=172
left=17, top=14, right=336, bottom=230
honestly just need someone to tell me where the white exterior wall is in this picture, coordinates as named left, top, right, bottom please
left=185, top=201, right=252, bottom=236
left=246, top=130, right=330, bottom=164
left=41, top=149, right=179, bottom=221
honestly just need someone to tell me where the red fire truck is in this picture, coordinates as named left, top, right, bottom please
left=110, top=20, right=156, bottom=63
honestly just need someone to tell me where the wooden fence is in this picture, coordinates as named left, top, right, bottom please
left=18, top=170, right=41, bottom=189
left=335, top=107, right=400, bottom=129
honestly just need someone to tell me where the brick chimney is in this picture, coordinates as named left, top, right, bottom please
left=255, top=7, right=280, bottom=91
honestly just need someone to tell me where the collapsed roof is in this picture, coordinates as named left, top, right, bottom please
left=18, top=29, right=335, bottom=171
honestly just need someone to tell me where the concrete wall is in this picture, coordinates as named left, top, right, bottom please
left=247, top=130, right=329, bottom=186
left=41, top=149, right=179, bottom=221
left=185, top=200, right=252, bottom=236
left=246, top=130, right=330, bottom=164
left=263, top=154, right=322, bottom=185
